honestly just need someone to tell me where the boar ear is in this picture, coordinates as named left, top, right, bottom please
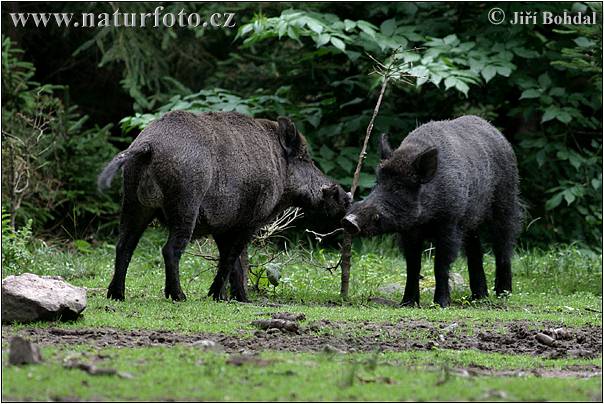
left=379, top=133, right=393, bottom=160
left=412, top=147, right=438, bottom=184
left=277, top=116, right=301, bottom=158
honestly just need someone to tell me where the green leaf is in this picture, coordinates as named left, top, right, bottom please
left=481, top=65, right=496, bottom=82
left=536, top=149, right=546, bottom=167
left=444, top=76, right=457, bottom=90
left=318, top=159, right=335, bottom=173
left=380, top=19, right=396, bottom=37
left=443, top=34, right=458, bottom=45
left=316, top=33, right=330, bottom=47
left=330, top=37, right=346, bottom=51
left=519, top=89, right=541, bottom=100
left=307, top=19, right=323, bottom=34
left=513, top=47, right=540, bottom=58
left=549, top=87, right=566, bottom=97
left=495, top=65, right=512, bottom=77
left=454, top=80, right=469, bottom=96
left=556, top=111, right=572, bottom=124
left=574, top=37, right=595, bottom=47
left=320, top=144, right=335, bottom=159
left=563, top=189, right=576, bottom=205
left=343, top=19, right=356, bottom=32
left=538, top=73, right=551, bottom=89
left=336, top=156, right=353, bottom=172
left=541, top=106, right=559, bottom=123
left=545, top=193, right=563, bottom=210
left=591, top=178, right=601, bottom=190
left=568, top=152, right=582, bottom=169
left=357, top=20, right=377, bottom=37
left=358, top=172, right=376, bottom=189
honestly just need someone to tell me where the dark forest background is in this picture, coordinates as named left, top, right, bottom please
left=1, top=2, right=602, bottom=250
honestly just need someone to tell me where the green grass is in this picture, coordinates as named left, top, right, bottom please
left=2, top=228, right=603, bottom=401
left=3, top=347, right=602, bottom=402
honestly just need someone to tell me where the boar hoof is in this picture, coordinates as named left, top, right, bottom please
left=234, top=293, right=249, bottom=303
left=107, top=288, right=125, bottom=301
left=208, top=284, right=226, bottom=301
left=165, top=289, right=187, bottom=301
left=470, top=291, right=489, bottom=301
left=401, top=300, right=418, bottom=308
left=433, top=296, right=450, bottom=308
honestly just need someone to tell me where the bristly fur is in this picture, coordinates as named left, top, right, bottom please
left=100, top=110, right=350, bottom=303
left=344, top=115, right=522, bottom=308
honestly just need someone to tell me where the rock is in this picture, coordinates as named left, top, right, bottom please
left=251, top=319, right=298, bottom=333
left=271, top=312, right=306, bottom=322
left=535, top=332, right=556, bottom=346
left=448, top=272, right=467, bottom=292
left=377, top=283, right=405, bottom=296
left=552, top=327, right=571, bottom=340
left=2, top=273, right=87, bottom=323
left=368, top=296, right=400, bottom=307
left=442, top=322, right=459, bottom=334
left=322, top=344, right=346, bottom=354
left=9, top=336, right=43, bottom=365
left=191, top=339, right=223, bottom=351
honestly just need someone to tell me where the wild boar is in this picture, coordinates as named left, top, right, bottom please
left=342, top=115, right=522, bottom=308
left=98, top=111, right=349, bottom=302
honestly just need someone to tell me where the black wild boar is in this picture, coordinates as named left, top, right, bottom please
left=342, top=115, right=521, bottom=308
left=98, top=110, right=349, bottom=302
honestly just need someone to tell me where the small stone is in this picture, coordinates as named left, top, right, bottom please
left=553, top=328, right=571, bottom=340
left=535, top=332, right=556, bottom=346
left=442, top=322, right=459, bottom=333
left=9, top=336, right=42, bottom=365
left=323, top=344, right=346, bottom=354
left=368, top=296, right=400, bottom=307
left=271, top=312, right=306, bottom=322
left=191, top=340, right=223, bottom=351
left=251, top=319, right=298, bottom=333
left=568, top=349, right=593, bottom=359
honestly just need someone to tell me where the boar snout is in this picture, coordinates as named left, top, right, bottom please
left=342, top=214, right=361, bottom=235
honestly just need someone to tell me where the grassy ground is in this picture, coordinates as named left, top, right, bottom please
left=2, top=228, right=603, bottom=401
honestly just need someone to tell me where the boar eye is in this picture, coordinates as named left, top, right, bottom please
left=373, top=213, right=380, bottom=222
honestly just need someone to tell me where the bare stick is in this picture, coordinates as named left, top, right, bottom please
left=305, top=227, right=344, bottom=243
left=340, top=77, right=389, bottom=299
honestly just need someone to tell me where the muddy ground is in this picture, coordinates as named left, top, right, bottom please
left=3, top=316, right=601, bottom=361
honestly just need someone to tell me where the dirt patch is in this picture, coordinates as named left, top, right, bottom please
left=420, top=364, right=602, bottom=379
left=2, top=319, right=601, bottom=360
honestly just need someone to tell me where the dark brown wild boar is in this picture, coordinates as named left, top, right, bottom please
left=342, top=116, right=522, bottom=308
left=98, top=111, right=349, bottom=302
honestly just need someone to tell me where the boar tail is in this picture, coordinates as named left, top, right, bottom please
left=97, top=143, right=152, bottom=192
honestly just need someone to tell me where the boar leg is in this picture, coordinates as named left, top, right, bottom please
left=433, top=226, right=462, bottom=308
left=162, top=209, right=199, bottom=301
left=464, top=231, right=488, bottom=299
left=400, top=235, right=422, bottom=307
left=107, top=200, right=155, bottom=301
left=492, top=231, right=514, bottom=296
left=209, top=233, right=249, bottom=301
left=491, top=199, right=520, bottom=296
left=228, top=252, right=248, bottom=302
